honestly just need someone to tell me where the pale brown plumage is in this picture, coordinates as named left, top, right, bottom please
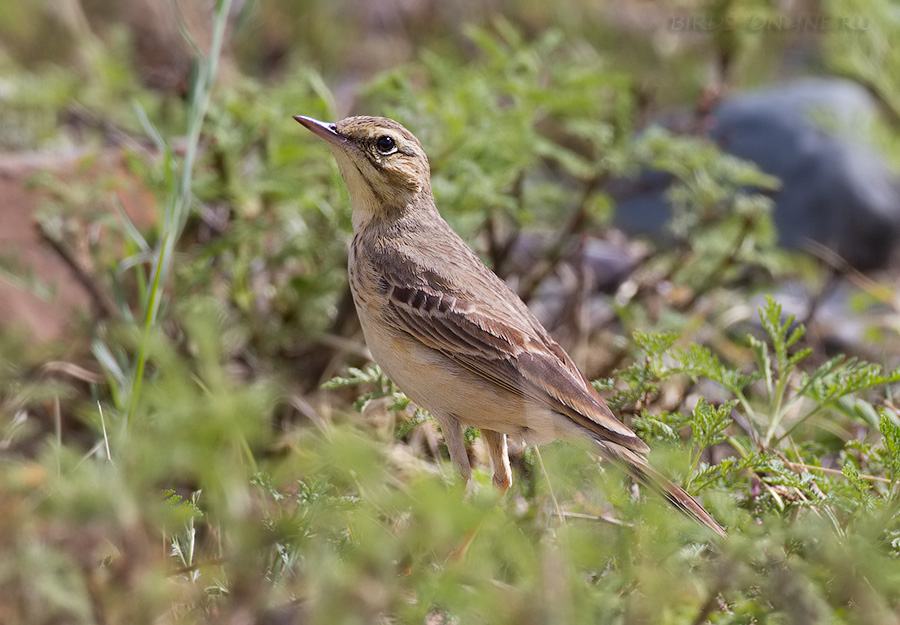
left=295, top=114, right=727, bottom=538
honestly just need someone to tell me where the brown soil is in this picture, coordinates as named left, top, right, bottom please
left=0, top=149, right=156, bottom=348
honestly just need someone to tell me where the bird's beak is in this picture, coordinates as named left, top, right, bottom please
left=293, top=115, right=345, bottom=147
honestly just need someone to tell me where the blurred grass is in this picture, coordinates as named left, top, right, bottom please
left=1, top=0, right=900, bottom=623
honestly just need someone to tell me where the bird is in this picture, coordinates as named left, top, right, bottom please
left=294, top=114, right=727, bottom=538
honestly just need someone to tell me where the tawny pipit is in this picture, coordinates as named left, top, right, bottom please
left=295, top=114, right=727, bottom=538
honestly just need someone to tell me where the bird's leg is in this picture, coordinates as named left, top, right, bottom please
left=482, top=429, right=511, bottom=494
left=435, top=413, right=472, bottom=486
left=447, top=429, right=512, bottom=564
left=434, top=414, right=478, bottom=562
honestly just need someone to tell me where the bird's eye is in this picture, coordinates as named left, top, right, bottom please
left=375, top=135, right=397, bottom=154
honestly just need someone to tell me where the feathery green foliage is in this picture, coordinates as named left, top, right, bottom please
left=1, top=2, right=900, bottom=623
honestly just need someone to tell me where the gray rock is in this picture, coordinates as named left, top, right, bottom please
left=613, top=79, right=900, bottom=270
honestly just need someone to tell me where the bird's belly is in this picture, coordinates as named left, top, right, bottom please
left=357, top=312, right=566, bottom=444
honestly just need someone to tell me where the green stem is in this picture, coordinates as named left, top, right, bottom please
left=126, top=0, right=234, bottom=426
left=733, top=389, right=760, bottom=431
left=772, top=403, right=826, bottom=447
left=763, top=363, right=791, bottom=447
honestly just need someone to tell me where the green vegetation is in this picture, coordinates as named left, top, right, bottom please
left=1, top=1, right=899, bottom=623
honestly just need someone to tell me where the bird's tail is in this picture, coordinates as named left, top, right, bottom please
left=600, top=442, right=728, bottom=539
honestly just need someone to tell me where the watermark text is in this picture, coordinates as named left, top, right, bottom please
left=668, top=16, right=869, bottom=33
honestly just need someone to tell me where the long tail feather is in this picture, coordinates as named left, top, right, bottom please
left=599, top=442, right=728, bottom=539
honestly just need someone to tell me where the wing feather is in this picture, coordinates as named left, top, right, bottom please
left=383, top=281, right=648, bottom=454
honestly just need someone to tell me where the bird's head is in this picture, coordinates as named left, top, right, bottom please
left=294, top=115, right=432, bottom=228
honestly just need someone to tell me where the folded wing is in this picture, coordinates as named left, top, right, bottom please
left=382, top=281, right=649, bottom=455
